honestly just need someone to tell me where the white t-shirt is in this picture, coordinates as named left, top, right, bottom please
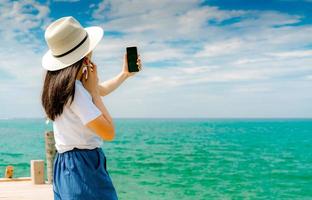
left=53, top=80, right=103, bottom=153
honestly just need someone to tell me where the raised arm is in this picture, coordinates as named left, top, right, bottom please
left=98, top=53, right=142, bottom=96
left=98, top=72, right=128, bottom=96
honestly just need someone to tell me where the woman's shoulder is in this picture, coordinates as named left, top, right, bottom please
left=75, top=80, right=92, bottom=99
left=64, top=80, right=91, bottom=109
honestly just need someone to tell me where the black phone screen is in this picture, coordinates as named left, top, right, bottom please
left=126, top=46, right=139, bottom=72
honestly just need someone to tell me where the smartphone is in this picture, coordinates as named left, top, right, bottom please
left=126, top=46, right=139, bottom=72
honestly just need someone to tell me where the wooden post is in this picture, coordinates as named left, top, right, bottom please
left=4, top=165, right=14, bottom=178
left=30, top=160, right=44, bottom=184
left=45, top=131, right=56, bottom=184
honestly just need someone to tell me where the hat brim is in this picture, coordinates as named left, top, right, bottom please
left=42, top=26, right=104, bottom=71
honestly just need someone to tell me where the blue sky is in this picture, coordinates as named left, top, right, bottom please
left=0, top=0, right=311, bottom=118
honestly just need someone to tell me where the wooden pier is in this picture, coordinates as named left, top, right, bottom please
left=0, top=179, right=53, bottom=200
left=0, top=131, right=56, bottom=200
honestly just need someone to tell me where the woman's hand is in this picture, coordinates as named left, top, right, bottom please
left=82, top=59, right=100, bottom=97
left=122, top=53, right=142, bottom=78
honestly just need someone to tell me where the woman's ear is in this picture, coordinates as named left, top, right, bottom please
left=83, top=57, right=89, bottom=65
left=82, top=65, right=88, bottom=80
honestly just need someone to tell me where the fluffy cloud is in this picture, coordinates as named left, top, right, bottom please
left=0, top=0, right=51, bottom=118
left=0, top=0, right=311, bottom=118
left=0, top=0, right=50, bottom=46
left=92, top=0, right=312, bottom=79
left=90, top=0, right=312, bottom=117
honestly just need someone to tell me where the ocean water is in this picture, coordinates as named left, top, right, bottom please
left=0, top=118, right=311, bottom=199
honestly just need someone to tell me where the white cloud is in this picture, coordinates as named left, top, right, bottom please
left=233, top=10, right=302, bottom=27
left=180, top=66, right=219, bottom=74
left=86, top=1, right=312, bottom=117
left=231, top=85, right=274, bottom=93
left=268, top=50, right=312, bottom=58
left=195, top=39, right=243, bottom=57
left=53, top=0, right=80, bottom=2
left=93, top=0, right=199, bottom=20
left=0, top=0, right=51, bottom=49
left=0, top=0, right=50, bottom=77
left=306, top=75, right=312, bottom=80
left=0, top=0, right=311, bottom=118
left=0, top=0, right=50, bottom=118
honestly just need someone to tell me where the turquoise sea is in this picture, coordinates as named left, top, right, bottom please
left=0, top=118, right=311, bottom=199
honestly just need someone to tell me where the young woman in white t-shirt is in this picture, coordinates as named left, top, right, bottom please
left=41, top=16, right=141, bottom=200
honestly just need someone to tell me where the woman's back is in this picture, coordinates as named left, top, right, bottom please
left=53, top=80, right=102, bottom=153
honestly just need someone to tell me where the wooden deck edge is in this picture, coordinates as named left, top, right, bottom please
left=0, top=177, right=31, bottom=182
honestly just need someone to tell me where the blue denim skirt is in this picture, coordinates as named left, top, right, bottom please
left=53, top=147, right=118, bottom=200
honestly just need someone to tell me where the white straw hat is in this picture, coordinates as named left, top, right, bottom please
left=42, top=16, right=104, bottom=71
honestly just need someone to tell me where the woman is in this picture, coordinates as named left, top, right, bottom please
left=41, top=16, right=142, bottom=200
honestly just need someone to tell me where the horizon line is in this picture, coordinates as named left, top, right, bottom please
left=0, top=117, right=312, bottom=120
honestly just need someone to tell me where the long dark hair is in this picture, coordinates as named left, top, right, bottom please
left=41, top=57, right=84, bottom=121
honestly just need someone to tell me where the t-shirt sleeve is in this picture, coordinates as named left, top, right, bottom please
left=70, top=81, right=102, bottom=125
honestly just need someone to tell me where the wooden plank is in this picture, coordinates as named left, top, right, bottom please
left=0, top=180, right=53, bottom=200
left=0, top=177, right=31, bottom=182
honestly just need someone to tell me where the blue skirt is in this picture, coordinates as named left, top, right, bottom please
left=53, top=147, right=118, bottom=200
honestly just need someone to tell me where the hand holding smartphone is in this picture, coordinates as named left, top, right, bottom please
left=126, top=46, right=140, bottom=72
